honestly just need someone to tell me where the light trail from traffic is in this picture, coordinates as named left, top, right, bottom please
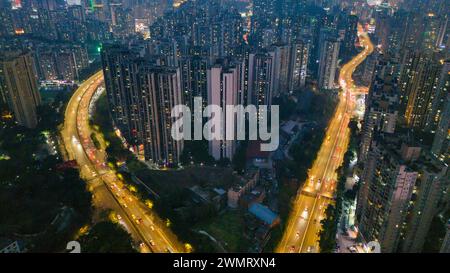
left=276, top=25, right=374, bottom=253
left=61, top=71, right=184, bottom=253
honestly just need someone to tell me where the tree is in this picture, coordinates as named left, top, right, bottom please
left=232, top=140, right=248, bottom=174
left=272, top=95, right=297, bottom=121
left=36, top=105, right=60, bottom=132
left=180, top=140, right=215, bottom=165
left=78, top=221, right=136, bottom=253
left=318, top=204, right=338, bottom=253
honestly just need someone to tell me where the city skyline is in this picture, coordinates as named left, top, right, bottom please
left=0, top=0, right=448, bottom=257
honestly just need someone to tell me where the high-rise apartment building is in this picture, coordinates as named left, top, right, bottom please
left=207, top=62, right=242, bottom=160
left=288, top=38, right=310, bottom=91
left=359, top=74, right=399, bottom=161
left=425, top=60, right=450, bottom=133
left=179, top=55, right=208, bottom=109
left=0, top=51, right=41, bottom=128
left=137, top=66, right=183, bottom=166
left=341, top=14, right=358, bottom=56
left=318, top=35, right=340, bottom=90
left=401, top=157, right=449, bottom=252
left=357, top=136, right=418, bottom=253
left=431, top=92, right=450, bottom=162
left=248, top=52, right=274, bottom=108
left=399, top=51, right=442, bottom=131
left=101, top=44, right=138, bottom=143
left=269, top=43, right=291, bottom=96
left=101, top=44, right=183, bottom=166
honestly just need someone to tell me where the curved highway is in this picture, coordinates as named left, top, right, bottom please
left=277, top=26, right=374, bottom=253
left=61, top=71, right=184, bottom=253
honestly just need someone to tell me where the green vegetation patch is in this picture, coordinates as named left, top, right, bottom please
left=78, top=221, right=136, bottom=253
left=197, top=210, right=250, bottom=252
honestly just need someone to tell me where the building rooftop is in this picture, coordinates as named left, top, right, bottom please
left=248, top=203, right=278, bottom=226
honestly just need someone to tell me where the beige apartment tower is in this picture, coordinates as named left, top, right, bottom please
left=0, top=51, right=41, bottom=128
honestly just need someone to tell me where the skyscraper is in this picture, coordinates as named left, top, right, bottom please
left=359, top=56, right=401, bottom=159
left=207, top=61, right=242, bottom=160
left=356, top=135, right=419, bottom=253
left=249, top=52, right=274, bottom=108
left=399, top=51, right=442, bottom=131
left=401, top=157, right=449, bottom=252
left=288, top=38, right=310, bottom=91
left=270, top=43, right=291, bottom=96
left=0, top=51, right=41, bottom=128
left=431, top=92, right=450, bottom=162
left=179, top=55, right=208, bottom=110
left=421, top=12, right=444, bottom=55
left=251, top=0, right=278, bottom=38
left=342, top=14, right=358, bottom=56
left=0, top=6, right=14, bottom=37
left=101, top=44, right=183, bottom=166
left=101, top=44, right=138, bottom=143
left=359, top=74, right=399, bottom=162
left=137, top=66, right=183, bottom=166
left=425, top=60, right=450, bottom=132
left=318, top=35, right=340, bottom=90
left=361, top=51, right=379, bottom=86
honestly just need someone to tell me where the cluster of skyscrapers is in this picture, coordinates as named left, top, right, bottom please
left=0, top=0, right=448, bottom=253
left=354, top=0, right=449, bottom=253
left=101, top=0, right=361, bottom=166
left=0, top=0, right=172, bottom=128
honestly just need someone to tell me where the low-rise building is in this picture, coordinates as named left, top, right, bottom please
left=227, top=168, right=260, bottom=208
left=239, top=187, right=266, bottom=209
left=248, top=203, right=280, bottom=228
left=189, top=185, right=227, bottom=211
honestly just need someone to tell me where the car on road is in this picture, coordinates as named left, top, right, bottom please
left=300, top=207, right=309, bottom=220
